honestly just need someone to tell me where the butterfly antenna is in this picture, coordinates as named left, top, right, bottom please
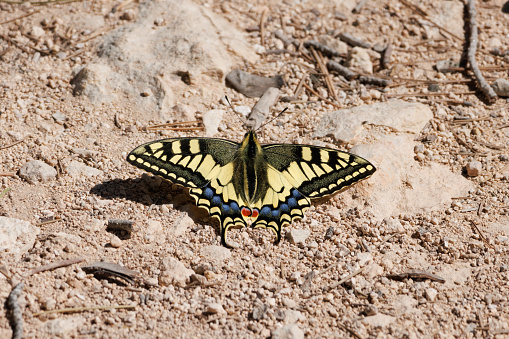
left=255, top=107, right=288, bottom=132
left=224, top=96, right=249, bottom=128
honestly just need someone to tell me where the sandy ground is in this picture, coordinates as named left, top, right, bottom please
left=1, top=0, right=509, bottom=338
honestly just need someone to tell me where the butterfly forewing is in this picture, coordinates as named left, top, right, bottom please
left=262, top=144, right=376, bottom=198
left=127, top=138, right=239, bottom=188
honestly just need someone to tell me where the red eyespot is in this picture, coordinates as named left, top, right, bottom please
left=241, top=207, right=252, bottom=217
left=251, top=209, right=259, bottom=218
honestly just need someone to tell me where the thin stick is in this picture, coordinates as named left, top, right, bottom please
left=338, top=321, right=363, bottom=339
left=147, top=121, right=200, bottom=129
left=0, top=172, right=16, bottom=177
left=303, top=83, right=341, bottom=108
left=32, top=304, right=135, bottom=317
left=7, top=282, right=24, bottom=339
left=467, top=0, right=497, bottom=103
left=30, top=257, right=85, bottom=275
left=35, top=217, right=61, bottom=227
left=328, top=267, right=366, bottom=291
left=310, top=48, right=339, bottom=102
left=0, top=10, right=40, bottom=25
left=0, top=187, right=10, bottom=199
left=385, top=91, right=476, bottom=98
left=469, top=220, right=493, bottom=248
left=0, top=138, right=26, bottom=150
left=259, top=7, right=268, bottom=46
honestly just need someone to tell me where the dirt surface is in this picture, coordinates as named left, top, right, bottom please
left=1, top=0, right=509, bottom=338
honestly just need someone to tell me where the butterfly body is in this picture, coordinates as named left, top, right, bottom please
left=127, top=130, right=376, bottom=247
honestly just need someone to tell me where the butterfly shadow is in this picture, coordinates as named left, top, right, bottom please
left=89, top=176, right=212, bottom=229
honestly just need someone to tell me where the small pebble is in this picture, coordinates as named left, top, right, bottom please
left=206, top=303, right=226, bottom=315
left=466, top=161, right=482, bottom=177
left=425, top=288, right=438, bottom=302
left=110, top=235, right=122, bottom=248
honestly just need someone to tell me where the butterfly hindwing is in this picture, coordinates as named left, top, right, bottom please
left=189, top=183, right=247, bottom=247
left=262, top=144, right=376, bottom=198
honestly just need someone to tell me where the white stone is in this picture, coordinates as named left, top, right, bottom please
left=314, top=100, right=432, bottom=143
left=71, top=0, right=257, bottom=121
left=202, top=109, right=225, bottom=137
left=19, top=160, right=57, bottom=184
left=286, top=229, right=310, bottom=245
left=66, top=160, right=103, bottom=178
left=357, top=252, right=373, bottom=266
left=284, top=309, right=305, bottom=324
left=200, top=245, right=231, bottom=264
left=44, top=316, right=85, bottom=335
left=159, top=257, right=193, bottom=287
left=271, top=324, right=304, bottom=339
left=205, top=302, right=226, bottom=314
left=346, top=47, right=373, bottom=74
left=361, top=313, right=396, bottom=327
left=425, top=288, right=438, bottom=302
left=343, top=133, right=473, bottom=219
left=0, top=217, right=40, bottom=259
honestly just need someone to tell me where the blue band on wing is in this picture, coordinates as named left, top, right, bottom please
left=204, top=187, right=214, bottom=199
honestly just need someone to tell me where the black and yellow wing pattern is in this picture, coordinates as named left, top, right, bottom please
left=127, top=131, right=376, bottom=247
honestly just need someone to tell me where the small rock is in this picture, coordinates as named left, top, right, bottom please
left=425, top=288, right=438, bottom=302
left=361, top=313, right=396, bottom=327
left=41, top=298, right=57, bottom=310
left=202, top=109, right=225, bottom=137
left=31, top=25, right=45, bottom=38
left=52, top=111, right=67, bottom=122
left=170, top=215, right=193, bottom=236
left=271, top=324, right=304, bottom=339
left=159, top=257, right=193, bottom=287
left=414, top=144, right=424, bottom=153
left=234, top=105, right=251, bottom=117
left=492, top=78, right=509, bottom=97
left=252, top=302, right=268, bottom=320
left=109, top=235, right=122, bottom=248
left=120, top=9, right=136, bottom=21
left=328, top=308, right=339, bottom=317
left=19, top=160, right=57, bottom=184
left=466, top=161, right=482, bottom=177
left=282, top=297, right=296, bottom=308
left=346, top=47, right=373, bottom=74
left=286, top=229, right=310, bottom=245
left=200, top=245, right=231, bottom=264
left=66, top=160, right=103, bottom=178
left=205, top=302, right=226, bottom=315
left=284, top=310, right=305, bottom=324
left=357, top=252, right=373, bottom=266
left=44, top=316, right=85, bottom=335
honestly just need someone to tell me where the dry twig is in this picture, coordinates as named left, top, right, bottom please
left=386, top=270, right=445, bottom=283
left=0, top=138, right=26, bottom=150
left=327, top=267, right=366, bottom=291
left=30, top=257, right=84, bottom=275
left=0, top=10, right=40, bottom=25
left=309, top=48, right=338, bottom=102
left=33, top=304, right=135, bottom=317
left=466, top=0, right=498, bottom=103
left=259, top=7, right=268, bottom=46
